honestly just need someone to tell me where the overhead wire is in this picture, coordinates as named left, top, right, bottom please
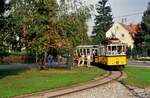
left=114, top=12, right=143, bottom=19
left=87, top=0, right=145, bottom=27
left=106, top=0, right=144, bottom=21
left=88, top=11, right=144, bottom=27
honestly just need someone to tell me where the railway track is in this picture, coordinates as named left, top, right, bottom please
left=52, top=71, right=123, bottom=98
left=13, top=71, right=124, bottom=98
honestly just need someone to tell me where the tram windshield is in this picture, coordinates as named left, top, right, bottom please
left=99, top=44, right=127, bottom=56
left=106, top=44, right=127, bottom=56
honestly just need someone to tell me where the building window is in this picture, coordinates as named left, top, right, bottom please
left=122, top=34, right=125, bottom=38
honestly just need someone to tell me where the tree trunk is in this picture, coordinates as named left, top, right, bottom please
left=36, top=52, right=38, bottom=64
left=44, top=52, right=47, bottom=65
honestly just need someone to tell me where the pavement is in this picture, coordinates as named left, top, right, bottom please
left=127, top=60, right=150, bottom=67
left=0, top=63, right=38, bottom=70
left=0, top=62, right=74, bottom=70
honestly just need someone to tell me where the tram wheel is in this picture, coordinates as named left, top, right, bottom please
left=117, top=65, right=125, bottom=71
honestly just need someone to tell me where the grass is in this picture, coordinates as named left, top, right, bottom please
left=0, top=66, right=105, bottom=98
left=121, top=66, right=150, bottom=88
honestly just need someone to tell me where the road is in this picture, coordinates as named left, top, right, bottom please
left=0, top=62, right=74, bottom=70
left=0, top=60, right=150, bottom=70
left=127, top=60, right=150, bottom=67
left=0, top=64, right=37, bottom=70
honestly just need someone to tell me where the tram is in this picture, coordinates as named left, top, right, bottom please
left=75, top=38, right=127, bottom=69
left=74, top=45, right=99, bottom=62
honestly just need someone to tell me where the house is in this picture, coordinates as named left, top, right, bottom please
left=106, top=22, right=141, bottom=48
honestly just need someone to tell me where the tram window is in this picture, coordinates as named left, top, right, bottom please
left=99, top=48, right=102, bottom=55
left=108, top=46, right=111, bottom=51
left=123, top=45, right=126, bottom=53
left=118, top=45, right=126, bottom=54
left=112, top=46, right=118, bottom=55
left=87, top=49, right=90, bottom=54
left=80, top=49, right=82, bottom=54
left=100, top=48, right=105, bottom=56
left=84, top=49, right=86, bottom=55
left=77, top=49, right=80, bottom=56
left=92, top=49, right=95, bottom=55
left=95, top=49, right=98, bottom=56
left=106, top=46, right=112, bottom=55
left=117, top=46, right=121, bottom=54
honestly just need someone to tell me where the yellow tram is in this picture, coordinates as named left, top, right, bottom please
left=75, top=38, right=127, bottom=68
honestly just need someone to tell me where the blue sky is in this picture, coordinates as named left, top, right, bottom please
left=109, top=0, right=149, bottom=23
left=84, top=0, right=150, bottom=35
left=85, top=0, right=149, bottom=23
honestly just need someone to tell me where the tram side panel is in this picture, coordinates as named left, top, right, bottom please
left=106, top=55, right=126, bottom=66
left=95, top=56, right=107, bottom=65
left=95, top=55, right=126, bottom=66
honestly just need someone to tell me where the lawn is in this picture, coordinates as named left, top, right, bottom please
left=0, top=67, right=105, bottom=98
left=121, top=66, right=150, bottom=88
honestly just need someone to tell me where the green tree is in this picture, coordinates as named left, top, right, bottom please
left=30, top=0, right=91, bottom=63
left=0, top=0, right=5, bottom=14
left=0, top=0, right=11, bottom=62
left=92, top=0, right=113, bottom=44
left=27, top=0, right=60, bottom=64
left=6, top=0, right=92, bottom=65
left=140, top=2, right=150, bottom=56
left=58, top=0, right=91, bottom=48
left=0, top=0, right=8, bottom=14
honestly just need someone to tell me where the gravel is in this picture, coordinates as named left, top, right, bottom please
left=55, top=81, right=136, bottom=98
left=126, top=85, right=150, bottom=98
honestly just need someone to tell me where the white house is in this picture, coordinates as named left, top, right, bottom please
left=106, top=22, right=141, bottom=49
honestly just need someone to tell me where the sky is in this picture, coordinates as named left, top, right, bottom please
left=84, top=0, right=150, bottom=35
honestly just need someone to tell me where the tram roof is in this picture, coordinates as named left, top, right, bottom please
left=106, top=43, right=128, bottom=46
left=76, top=45, right=99, bottom=48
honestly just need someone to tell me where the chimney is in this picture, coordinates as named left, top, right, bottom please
left=121, top=18, right=127, bottom=24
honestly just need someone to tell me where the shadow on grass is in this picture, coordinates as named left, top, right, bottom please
left=0, top=67, right=30, bottom=79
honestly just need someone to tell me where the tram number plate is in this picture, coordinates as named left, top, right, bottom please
left=116, top=61, right=119, bottom=64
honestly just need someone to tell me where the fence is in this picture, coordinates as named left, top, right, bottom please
left=1, top=55, right=36, bottom=64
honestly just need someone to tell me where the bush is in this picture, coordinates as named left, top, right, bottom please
left=0, top=48, right=9, bottom=57
left=10, top=51, right=27, bottom=56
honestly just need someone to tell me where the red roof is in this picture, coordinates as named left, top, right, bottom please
left=120, top=23, right=141, bottom=38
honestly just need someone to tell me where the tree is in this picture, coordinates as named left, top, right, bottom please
left=0, top=0, right=11, bottom=62
left=5, top=0, right=91, bottom=65
left=92, top=0, right=113, bottom=44
left=57, top=0, right=91, bottom=48
left=29, top=0, right=91, bottom=63
left=140, top=2, right=150, bottom=56
left=28, top=0, right=61, bottom=64
left=0, top=0, right=7, bottom=14
left=0, top=0, right=9, bottom=46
